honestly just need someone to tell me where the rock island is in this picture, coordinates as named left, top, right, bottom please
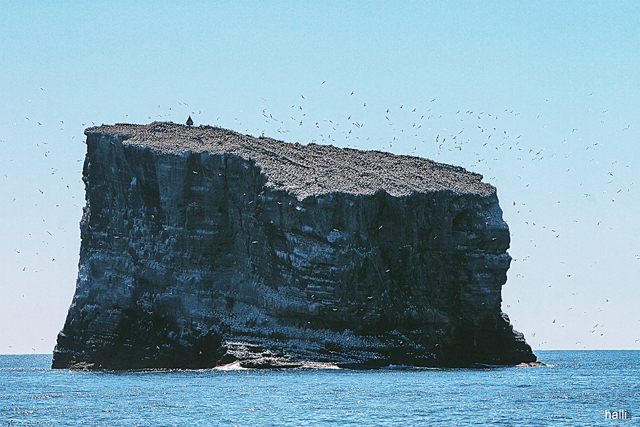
left=52, top=122, right=536, bottom=369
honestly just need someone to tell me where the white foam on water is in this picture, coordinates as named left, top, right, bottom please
left=213, top=361, right=247, bottom=371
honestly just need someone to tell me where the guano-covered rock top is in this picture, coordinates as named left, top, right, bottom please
left=87, top=122, right=494, bottom=199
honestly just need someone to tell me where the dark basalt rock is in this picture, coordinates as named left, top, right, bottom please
left=52, top=122, right=536, bottom=370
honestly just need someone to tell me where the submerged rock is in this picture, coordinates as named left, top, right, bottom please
left=52, top=122, right=536, bottom=369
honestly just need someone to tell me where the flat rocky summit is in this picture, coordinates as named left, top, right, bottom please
left=87, top=122, right=494, bottom=199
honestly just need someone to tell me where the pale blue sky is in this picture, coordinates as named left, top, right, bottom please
left=1, top=1, right=639, bottom=354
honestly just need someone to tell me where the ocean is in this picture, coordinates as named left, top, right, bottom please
left=1, top=351, right=637, bottom=426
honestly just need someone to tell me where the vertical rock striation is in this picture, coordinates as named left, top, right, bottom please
left=52, top=122, right=536, bottom=369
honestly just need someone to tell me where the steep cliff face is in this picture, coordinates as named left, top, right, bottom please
left=52, top=122, right=535, bottom=369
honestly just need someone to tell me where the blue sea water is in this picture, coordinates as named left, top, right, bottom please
left=1, top=351, right=638, bottom=426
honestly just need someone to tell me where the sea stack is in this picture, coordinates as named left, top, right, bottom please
left=52, top=122, right=536, bottom=369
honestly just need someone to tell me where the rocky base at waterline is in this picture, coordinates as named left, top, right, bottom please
left=52, top=122, right=536, bottom=370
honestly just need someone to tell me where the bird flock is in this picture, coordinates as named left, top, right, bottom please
left=2, top=81, right=639, bottom=352
left=248, top=82, right=638, bottom=350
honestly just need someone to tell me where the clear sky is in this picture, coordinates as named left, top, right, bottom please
left=1, top=1, right=639, bottom=354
